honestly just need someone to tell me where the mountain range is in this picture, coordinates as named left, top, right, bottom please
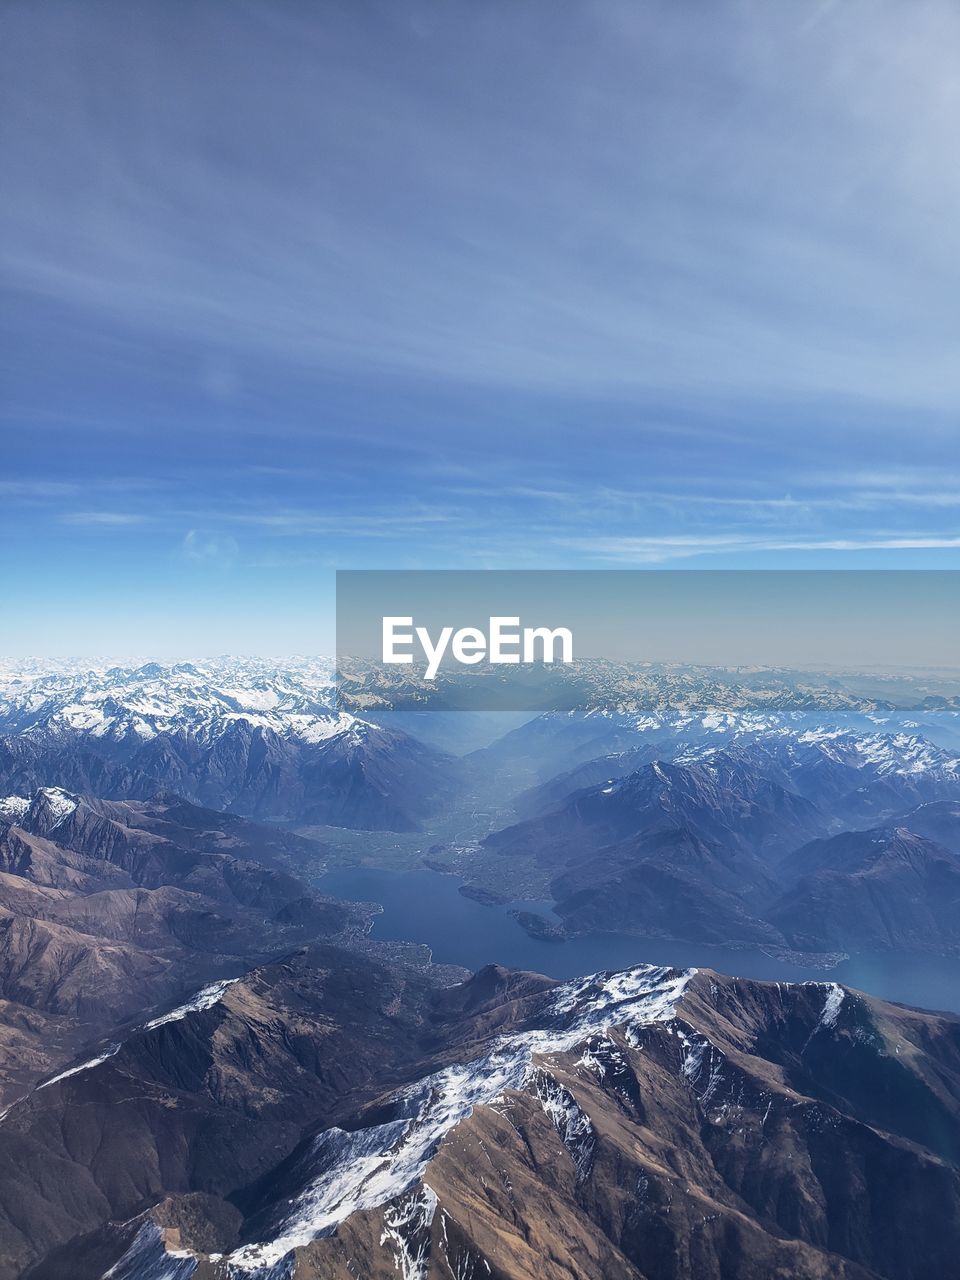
left=0, top=788, right=363, bottom=1104
left=0, top=660, right=959, bottom=1276
left=5, top=957, right=960, bottom=1280
left=4, top=661, right=960, bottom=960
left=0, top=662, right=460, bottom=832
left=474, top=734, right=960, bottom=958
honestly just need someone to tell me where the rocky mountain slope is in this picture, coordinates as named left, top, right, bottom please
left=473, top=735, right=960, bottom=957
left=3, top=958, right=959, bottom=1280
left=770, top=826, right=960, bottom=954
left=5, top=659, right=960, bottom=835
left=0, top=662, right=460, bottom=831
left=0, top=789, right=365, bottom=1102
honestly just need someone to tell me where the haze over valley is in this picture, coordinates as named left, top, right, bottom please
left=0, top=655, right=957, bottom=1276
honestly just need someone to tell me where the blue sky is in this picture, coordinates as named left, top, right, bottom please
left=2, top=0, right=959, bottom=654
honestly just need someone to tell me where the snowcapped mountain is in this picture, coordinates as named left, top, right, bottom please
left=512, top=722, right=960, bottom=825
left=10, top=955, right=960, bottom=1280
left=3, top=658, right=958, bottom=755
left=2, top=658, right=959, bottom=839
left=0, top=661, right=461, bottom=831
left=0, top=794, right=30, bottom=824
left=676, top=730, right=960, bottom=823
left=473, top=728, right=960, bottom=956
left=0, top=657, right=342, bottom=746
left=4, top=785, right=79, bottom=835
left=469, top=662, right=960, bottom=790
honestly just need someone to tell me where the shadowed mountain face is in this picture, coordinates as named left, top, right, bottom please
left=480, top=752, right=830, bottom=949
left=493, top=752, right=828, bottom=863
left=770, top=827, right=960, bottom=954
left=0, top=721, right=460, bottom=832
left=896, top=801, right=960, bottom=854
left=1, top=666, right=960, bottom=1277
left=0, top=790, right=366, bottom=1102
left=510, top=732, right=960, bottom=832
left=3, top=958, right=959, bottom=1280
left=0, top=663, right=466, bottom=832
left=476, top=739, right=960, bottom=958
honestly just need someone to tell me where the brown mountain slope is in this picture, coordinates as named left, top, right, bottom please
left=0, top=790, right=368, bottom=1108
left=8, top=959, right=960, bottom=1280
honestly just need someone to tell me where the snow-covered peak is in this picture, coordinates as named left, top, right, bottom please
left=89, top=964, right=698, bottom=1279
left=77, top=962, right=868, bottom=1280
left=796, top=729, right=960, bottom=779
left=24, top=787, right=79, bottom=835
left=142, top=978, right=241, bottom=1031
left=0, top=795, right=29, bottom=823
left=671, top=726, right=960, bottom=788
left=0, top=788, right=81, bottom=834
left=2, top=659, right=959, bottom=758
left=226, top=964, right=694, bottom=1273
left=0, top=658, right=349, bottom=748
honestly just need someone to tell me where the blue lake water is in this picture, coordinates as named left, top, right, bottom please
left=321, top=866, right=960, bottom=1015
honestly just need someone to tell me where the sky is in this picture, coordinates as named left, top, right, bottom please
left=2, top=0, right=959, bottom=655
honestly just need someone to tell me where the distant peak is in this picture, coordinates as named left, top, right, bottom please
left=0, top=795, right=30, bottom=823
left=25, top=787, right=80, bottom=835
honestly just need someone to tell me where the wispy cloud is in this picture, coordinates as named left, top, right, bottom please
left=4, top=2, right=960, bottom=408
left=230, top=509, right=456, bottom=536
left=61, top=511, right=146, bottom=526
left=563, top=534, right=960, bottom=564
left=2, top=1, right=959, bottom=651
left=0, top=480, right=79, bottom=499
left=180, top=530, right=239, bottom=566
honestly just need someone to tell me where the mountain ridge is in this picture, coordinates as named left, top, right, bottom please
left=8, top=958, right=960, bottom=1280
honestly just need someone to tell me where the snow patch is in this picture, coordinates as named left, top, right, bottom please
left=379, top=1184, right=438, bottom=1280
left=530, top=1068, right=595, bottom=1180
left=676, top=1025, right=727, bottom=1109
left=102, top=1221, right=197, bottom=1280
left=226, top=964, right=693, bottom=1273
left=143, top=978, right=240, bottom=1031
left=40, top=1043, right=121, bottom=1090
left=0, top=795, right=29, bottom=823
left=817, top=983, right=845, bottom=1031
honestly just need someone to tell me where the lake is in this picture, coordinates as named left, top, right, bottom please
left=321, top=865, right=960, bottom=1015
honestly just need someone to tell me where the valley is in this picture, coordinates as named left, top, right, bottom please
left=1, top=659, right=960, bottom=1276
